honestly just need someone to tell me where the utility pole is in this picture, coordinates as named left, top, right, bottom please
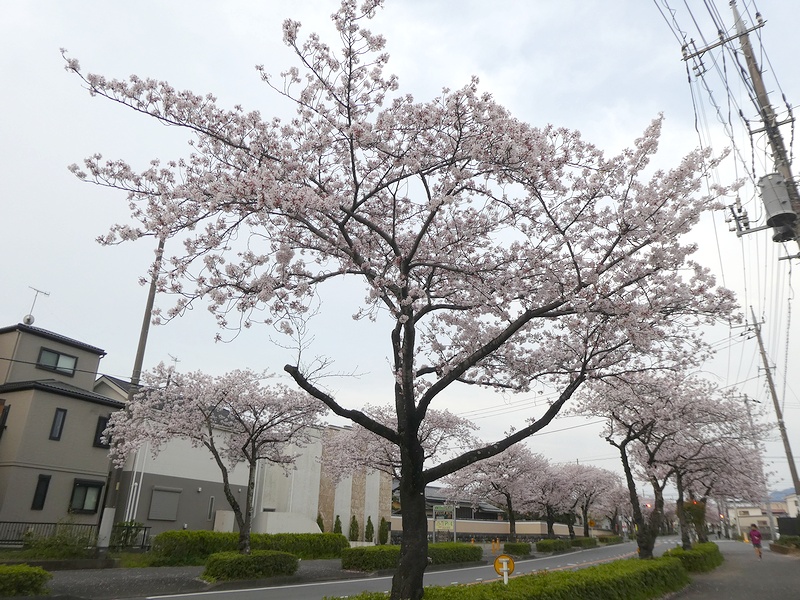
left=731, top=2, right=800, bottom=249
left=97, top=236, right=166, bottom=551
left=742, top=394, right=776, bottom=539
left=750, top=307, right=800, bottom=495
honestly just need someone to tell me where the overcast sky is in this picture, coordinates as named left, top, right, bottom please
left=2, top=0, right=799, bottom=494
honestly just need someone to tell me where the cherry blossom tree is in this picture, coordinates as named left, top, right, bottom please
left=106, top=363, right=326, bottom=553
left=576, top=372, right=686, bottom=557
left=322, top=404, right=478, bottom=482
left=442, top=444, right=548, bottom=542
left=66, top=2, right=737, bottom=597
left=576, top=372, right=763, bottom=555
left=561, top=463, right=622, bottom=538
left=523, top=461, right=577, bottom=538
left=592, top=479, right=632, bottom=536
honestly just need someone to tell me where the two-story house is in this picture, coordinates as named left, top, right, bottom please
left=0, top=323, right=124, bottom=525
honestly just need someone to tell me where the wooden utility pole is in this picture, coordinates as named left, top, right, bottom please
left=750, top=307, right=800, bottom=495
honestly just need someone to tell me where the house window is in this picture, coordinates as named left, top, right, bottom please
left=31, top=475, right=51, bottom=510
left=93, top=416, right=110, bottom=448
left=69, top=479, right=104, bottom=514
left=0, top=400, right=9, bottom=441
left=207, top=496, right=215, bottom=521
left=49, top=408, right=67, bottom=440
left=148, top=487, right=182, bottom=521
left=37, top=348, right=77, bottom=376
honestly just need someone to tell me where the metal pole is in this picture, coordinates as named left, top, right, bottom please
left=743, top=394, right=777, bottom=540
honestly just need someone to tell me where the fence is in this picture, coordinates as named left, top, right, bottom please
left=0, top=521, right=98, bottom=547
left=0, top=521, right=151, bottom=550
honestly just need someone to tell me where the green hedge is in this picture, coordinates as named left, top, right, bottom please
left=151, top=531, right=349, bottom=565
left=662, top=542, right=723, bottom=572
left=0, top=564, right=52, bottom=596
left=327, top=557, right=690, bottom=600
left=202, top=550, right=298, bottom=581
left=253, top=532, right=350, bottom=559
left=535, top=538, right=572, bottom=553
left=342, top=545, right=400, bottom=571
left=341, top=542, right=482, bottom=571
left=597, top=535, right=623, bottom=544
left=775, top=535, right=800, bottom=549
left=570, top=537, right=598, bottom=549
left=503, top=542, right=532, bottom=556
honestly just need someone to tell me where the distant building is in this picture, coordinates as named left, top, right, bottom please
left=727, top=500, right=788, bottom=539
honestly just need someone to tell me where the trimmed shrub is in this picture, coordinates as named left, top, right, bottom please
left=503, top=542, right=532, bottom=556
left=597, top=535, right=623, bottom=544
left=151, top=530, right=237, bottom=565
left=334, top=515, right=343, bottom=534
left=331, top=556, right=690, bottom=600
left=317, top=514, right=325, bottom=533
left=151, top=531, right=349, bottom=565
left=341, top=542, right=481, bottom=571
left=252, top=532, right=350, bottom=559
left=570, top=537, right=598, bottom=549
left=202, top=550, right=298, bottom=581
left=0, top=564, right=52, bottom=597
left=662, top=542, right=723, bottom=572
left=535, top=538, right=572, bottom=553
left=428, top=542, right=482, bottom=565
left=342, top=545, right=399, bottom=571
left=349, top=516, right=360, bottom=542
left=378, top=517, right=390, bottom=545
left=365, top=516, right=375, bottom=543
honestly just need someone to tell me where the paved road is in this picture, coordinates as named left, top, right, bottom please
left=37, top=537, right=799, bottom=600
left=137, top=538, right=671, bottom=600
left=671, top=539, right=800, bottom=599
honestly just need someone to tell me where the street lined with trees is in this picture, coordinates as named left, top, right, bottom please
left=68, top=1, right=745, bottom=597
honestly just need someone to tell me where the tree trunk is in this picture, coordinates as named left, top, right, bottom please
left=505, top=493, right=517, bottom=543
left=686, top=495, right=709, bottom=543
left=545, top=505, right=556, bottom=538
left=675, top=473, right=691, bottom=550
left=391, top=455, right=428, bottom=600
left=567, top=513, right=576, bottom=539
left=616, top=440, right=656, bottom=559
left=236, top=459, right=257, bottom=554
left=582, top=505, right=590, bottom=538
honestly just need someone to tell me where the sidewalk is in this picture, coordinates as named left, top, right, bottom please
left=671, top=539, right=800, bottom=599
left=22, top=559, right=369, bottom=600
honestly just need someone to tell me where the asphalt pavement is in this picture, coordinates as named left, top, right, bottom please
left=10, top=539, right=800, bottom=600
left=670, top=539, right=800, bottom=599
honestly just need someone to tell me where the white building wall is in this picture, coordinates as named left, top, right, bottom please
left=363, top=470, right=382, bottom=542
left=333, top=474, right=353, bottom=530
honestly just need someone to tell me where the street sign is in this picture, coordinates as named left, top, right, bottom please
left=434, top=519, right=454, bottom=531
left=493, top=553, right=515, bottom=583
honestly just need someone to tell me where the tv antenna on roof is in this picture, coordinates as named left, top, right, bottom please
left=24, top=286, right=50, bottom=325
